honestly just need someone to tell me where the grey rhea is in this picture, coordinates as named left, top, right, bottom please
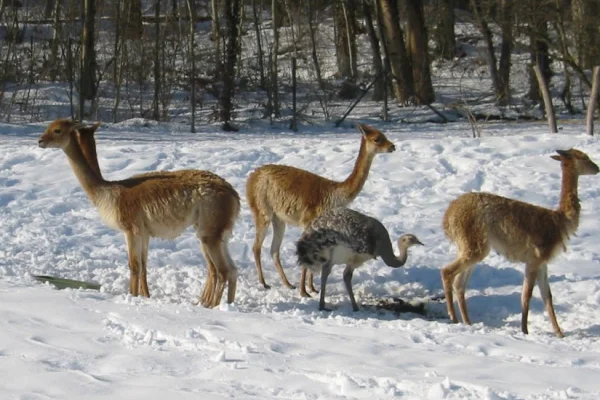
left=296, top=207, right=423, bottom=311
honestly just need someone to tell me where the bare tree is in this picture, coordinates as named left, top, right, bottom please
left=80, top=0, right=98, bottom=119
left=219, top=0, right=241, bottom=129
left=153, top=0, right=161, bottom=121
left=433, top=0, right=456, bottom=60
left=335, top=0, right=358, bottom=80
left=378, top=0, right=413, bottom=104
left=404, top=0, right=434, bottom=104
left=363, top=0, right=385, bottom=100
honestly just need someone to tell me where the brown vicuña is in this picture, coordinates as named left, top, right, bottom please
left=442, top=148, right=599, bottom=338
left=246, top=123, right=396, bottom=292
left=38, top=119, right=240, bottom=308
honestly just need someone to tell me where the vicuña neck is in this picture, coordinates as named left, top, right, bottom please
left=63, top=134, right=107, bottom=201
left=557, top=164, right=580, bottom=225
left=77, top=133, right=103, bottom=179
left=335, top=137, right=375, bottom=202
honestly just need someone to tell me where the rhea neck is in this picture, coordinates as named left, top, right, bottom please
left=335, top=136, right=375, bottom=201
left=378, top=240, right=410, bottom=268
left=557, top=162, right=580, bottom=225
left=62, top=133, right=107, bottom=200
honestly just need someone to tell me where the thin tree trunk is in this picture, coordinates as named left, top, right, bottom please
left=363, top=0, right=384, bottom=100
left=434, top=0, right=455, bottom=59
left=270, top=0, right=280, bottom=117
left=251, top=0, right=266, bottom=88
left=186, top=0, right=196, bottom=133
left=152, top=0, right=161, bottom=121
left=533, top=64, right=557, bottom=133
left=307, top=0, right=324, bottom=90
left=80, top=0, right=97, bottom=119
left=586, top=66, right=600, bottom=136
left=470, top=0, right=501, bottom=101
left=219, top=0, right=241, bottom=128
left=497, top=0, right=512, bottom=105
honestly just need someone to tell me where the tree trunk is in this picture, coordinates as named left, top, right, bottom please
left=470, top=0, right=501, bottom=103
left=80, top=0, right=97, bottom=118
left=153, top=0, right=161, bottom=121
left=586, top=66, right=600, bottom=136
left=251, top=0, right=266, bottom=88
left=123, top=0, right=143, bottom=40
left=572, top=0, right=600, bottom=69
left=433, top=0, right=456, bottom=60
left=186, top=0, right=196, bottom=132
left=533, top=64, right=557, bottom=133
left=307, top=0, right=324, bottom=90
left=219, top=0, right=241, bottom=127
left=363, top=0, right=384, bottom=100
left=335, top=0, right=357, bottom=79
left=496, top=0, right=512, bottom=105
left=404, top=0, right=434, bottom=104
left=378, top=0, right=413, bottom=104
left=527, top=0, right=551, bottom=102
left=269, top=0, right=280, bottom=117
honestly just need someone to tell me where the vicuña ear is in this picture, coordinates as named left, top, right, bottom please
left=550, top=155, right=562, bottom=161
left=555, top=149, right=571, bottom=158
left=356, top=123, right=367, bottom=137
left=91, top=121, right=101, bottom=131
left=68, top=121, right=86, bottom=133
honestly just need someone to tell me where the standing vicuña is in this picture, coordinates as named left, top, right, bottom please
left=38, top=119, right=240, bottom=308
left=442, top=149, right=599, bottom=337
left=246, top=123, right=396, bottom=291
left=296, top=207, right=423, bottom=311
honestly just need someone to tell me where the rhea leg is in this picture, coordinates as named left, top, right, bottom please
left=318, top=261, right=333, bottom=311
left=536, top=263, right=564, bottom=338
left=270, top=215, right=295, bottom=289
left=343, top=264, right=359, bottom=311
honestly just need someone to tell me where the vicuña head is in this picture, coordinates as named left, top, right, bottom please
left=441, top=148, right=598, bottom=338
left=38, top=118, right=240, bottom=308
left=246, top=123, right=396, bottom=292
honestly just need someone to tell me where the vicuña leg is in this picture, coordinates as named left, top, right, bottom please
left=125, top=231, right=144, bottom=297
left=270, top=215, right=295, bottom=289
left=441, top=246, right=487, bottom=323
left=251, top=212, right=271, bottom=289
left=197, top=240, right=217, bottom=307
left=222, top=240, right=238, bottom=304
left=454, top=268, right=474, bottom=325
left=520, top=263, right=539, bottom=335
left=138, top=234, right=151, bottom=297
left=536, top=264, right=564, bottom=338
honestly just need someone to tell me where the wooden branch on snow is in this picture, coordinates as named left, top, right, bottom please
left=586, top=66, right=600, bottom=136
left=533, top=64, right=558, bottom=133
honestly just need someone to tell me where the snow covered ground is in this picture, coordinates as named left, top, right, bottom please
left=2, top=119, right=600, bottom=399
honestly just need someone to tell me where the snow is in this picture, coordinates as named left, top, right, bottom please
left=2, top=119, right=600, bottom=399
